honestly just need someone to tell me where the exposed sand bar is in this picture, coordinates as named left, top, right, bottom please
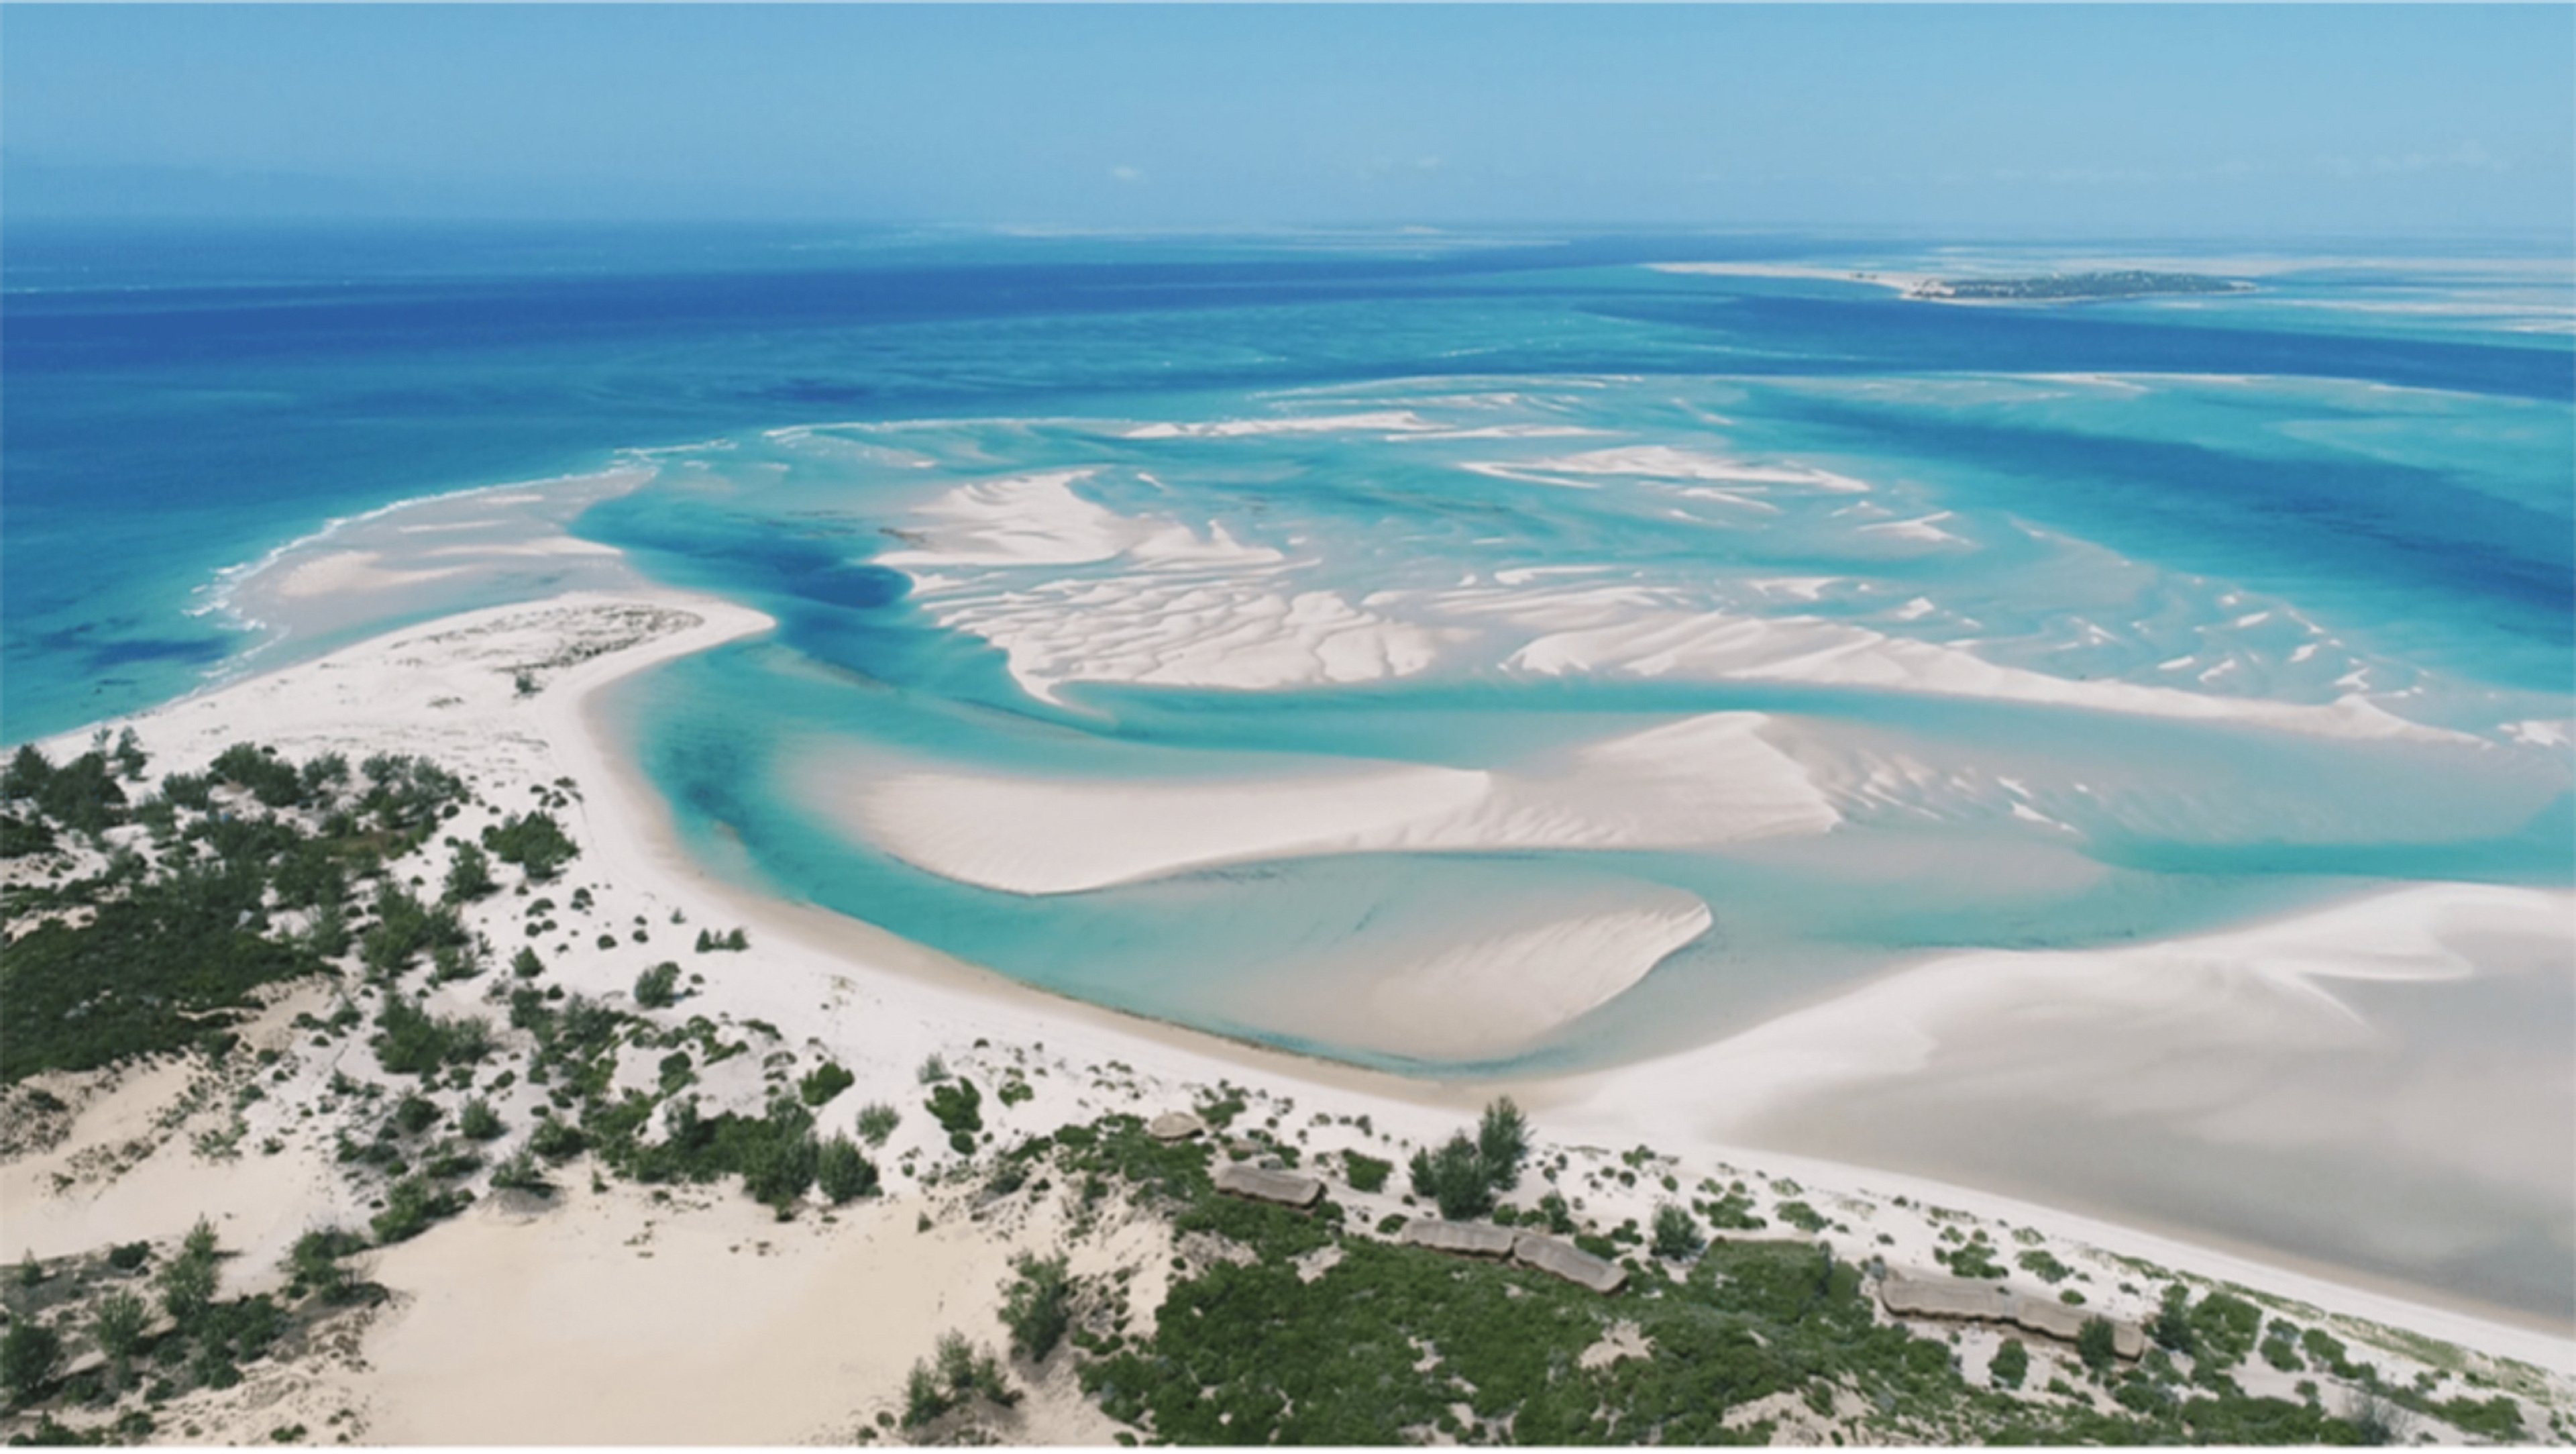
left=1550, top=879, right=2576, bottom=1346
left=816, top=711, right=1838, bottom=895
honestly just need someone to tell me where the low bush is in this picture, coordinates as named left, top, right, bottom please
left=1000, top=1253, right=1075, bottom=1362
left=856, top=1102, right=900, bottom=1146
left=817, top=1135, right=880, bottom=1203
left=799, top=1061, right=855, bottom=1106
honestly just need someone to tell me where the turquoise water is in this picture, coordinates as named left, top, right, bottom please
left=578, top=372, right=2571, bottom=1074
left=11, top=226, right=2573, bottom=1316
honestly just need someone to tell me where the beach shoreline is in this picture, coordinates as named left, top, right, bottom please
left=20, top=570, right=2570, bottom=1384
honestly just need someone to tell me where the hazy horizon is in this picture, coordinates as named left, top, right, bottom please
left=5, top=5, right=2571, bottom=238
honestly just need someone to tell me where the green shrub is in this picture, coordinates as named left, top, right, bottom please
left=856, top=1103, right=900, bottom=1146
left=490, top=1149, right=553, bottom=1196
left=91, top=1290, right=150, bottom=1384
left=210, top=743, right=303, bottom=809
left=800, top=1061, right=855, bottom=1106
left=158, top=1220, right=221, bottom=1325
left=529, top=1117, right=587, bottom=1161
left=1652, top=1202, right=1705, bottom=1261
left=370, top=1177, right=468, bottom=1243
left=0, top=860, right=321, bottom=1082
left=928, top=1079, right=983, bottom=1145
left=2015, top=1248, right=2073, bottom=1283
left=1476, top=1097, right=1530, bottom=1191
left=1000, top=1253, right=1075, bottom=1362
left=372, top=1000, right=492, bottom=1077
left=633, top=962, right=682, bottom=1010
left=903, top=1332, right=1017, bottom=1428
left=1991, top=1338, right=2029, bottom=1389
left=1, top=1319, right=63, bottom=1406
left=1945, top=1239, right=2006, bottom=1279
left=1775, top=1200, right=1829, bottom=1234
left=1342, top=1151, right=1392, bottom=1194
left=286, top=1228, right=364, bottom=1303
left=510, top=946, right=544, bottom=979
left=458, top=1098, right=505, bottom=1141
left=443, top=843, right=496, bottom=902
left=817, top=1135, right=881, bottom=1203
left=480, top=812, right=578, bottom=880
left=1407, top=1133, right=1494, bottom=1221
left=392, top=1094, right=442, bottom=1136
left=2078, top=1317, right=2118, bottom=1375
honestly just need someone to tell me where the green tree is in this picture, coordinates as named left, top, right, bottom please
left=816, top=1135, right=880, bottom=1204
left=480, top=811, right=578, bottom=880
left=2077, top=1316, right=2118, bottom=1376
left=633, top=962, right=681, bottom=1010
left=1475, top=1097, right=1530, bottom=1191
left=1651, top=1202, right=1705, bottom=1261
left=0, top=1320, right=62, bottom=1406
left=1990, top=1337, right=2029, bottom=1389
left=1407, top=1133, right=1494, bottom=1221
left=443, top=842, right=496, bottom=902
left=91, top=1291, right=149, bottom=1391
left=1342, top=1151, right=1392, bottom=1194
left=158, top=1218, right=221, bottom=1326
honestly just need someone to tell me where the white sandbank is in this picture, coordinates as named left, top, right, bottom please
left=1494, top=591, right=2461, bottom=743
left=1544, top=878, right=2576, bottom=1370
left=1122, top=409, right=1441, bottom=439
left=820, top=710, right=1837, bottom=896
left=878, top=473, right=2461, bottom=746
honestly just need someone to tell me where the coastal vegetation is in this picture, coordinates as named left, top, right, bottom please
left=1909, top=270, right=2251, bottom=301
left=5, top=735, right=2561, bottom=1447
left=0, top=738, right=470, bottom=1084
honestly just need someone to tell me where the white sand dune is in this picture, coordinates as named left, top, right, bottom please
left=823, top=711, right=1838, bottom=896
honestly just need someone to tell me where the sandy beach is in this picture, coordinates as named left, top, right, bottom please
left=11, top=570, right=2568, bottom=1426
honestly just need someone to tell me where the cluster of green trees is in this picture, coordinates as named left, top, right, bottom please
left=1405, top=1098, right=1529, bottom=1220
left=479, top=811, right=578, bottom=881
left=0, top=739, right=472, bottom=1084
left=902, top=1332, right=1017, bottom=1430
left=926, top=1078, right=983, bottom=1154
left=0, top=1217, right=364, bottom=1425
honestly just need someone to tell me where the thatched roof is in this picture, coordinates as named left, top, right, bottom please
left=1880, top=1271, right=2143, bottom=1359
left=1511, top=1232, right=1628, bottom=1295
left=1399, top=1219, right=1518, bottom=1258
left=1212, top=1161, right=1324, bottom=1208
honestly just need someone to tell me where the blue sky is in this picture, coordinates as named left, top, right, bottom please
left=4, top=5, right=2570, bottom=236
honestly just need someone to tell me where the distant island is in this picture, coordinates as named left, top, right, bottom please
left=1909, top=270, right=2255, bottom=303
